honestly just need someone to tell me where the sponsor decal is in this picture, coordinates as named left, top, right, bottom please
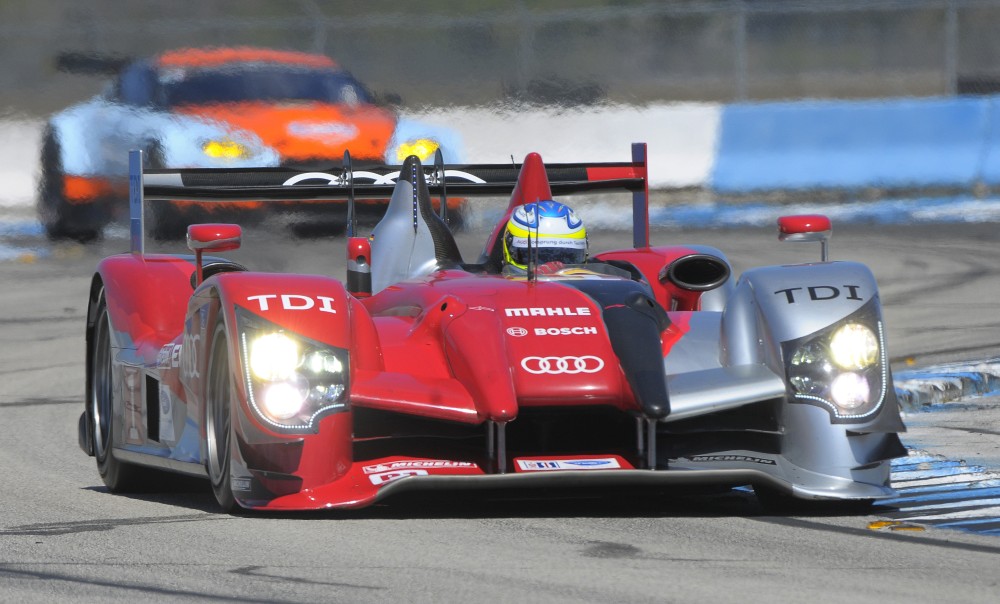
left=288, top=121, right=358, bottom=140
left=157, top=344, right=172, bottom=368
left=774, top=285, right=863, bottom=304
left=506, top=327, right=528, bottom=337
left=505, top=307, right=591, bottom=317
left=158, top=384, right=176, bottom=443
left=533, top=326, right=598, bottom=336
left=181, top=332, right=200, bottom=379
left=362, top=460, right=476, bottom=474
left=368, top=469, right=429, bottom=485
left=232, top=477, right=252, bottom=492
left=283, top=169, right=487, bottom=187
left=122, top=366, right=143, bottom=445
left=688, top=455, right=776, bottom=465
left=468, top=305, right=495, bottom=312
left=246, top=294, right=337, bottom=314
left=520, top=356, right=605, bottom=375
left=516, top=458, right=621, bottom=472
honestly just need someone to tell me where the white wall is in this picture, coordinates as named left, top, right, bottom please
left=0, top=103, right=721, bottom=207
left=0, top=119, right=43, bottom=208
left=409, top=103, right=720, bottom=189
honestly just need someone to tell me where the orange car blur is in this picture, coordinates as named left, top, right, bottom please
left=39, top=47, right=464, bottom=240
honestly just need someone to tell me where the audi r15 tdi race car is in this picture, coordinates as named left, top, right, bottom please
left=78, top=143, right=906, bottom=512
left=39, top=46, right=463, bottom=241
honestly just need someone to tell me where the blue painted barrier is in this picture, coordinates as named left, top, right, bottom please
left=710, top=96, right=1000, bottom=193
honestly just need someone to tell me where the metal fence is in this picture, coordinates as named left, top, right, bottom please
left=3, top=0, right=1000, bottom=114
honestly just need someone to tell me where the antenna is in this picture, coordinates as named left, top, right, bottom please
left=409, top=158, right=418, bottom=233
left=526, top=201, right=538, bottom=283
left=344, top=150, right=356, bottom=238
left=434, top=148, right=448, bottom=226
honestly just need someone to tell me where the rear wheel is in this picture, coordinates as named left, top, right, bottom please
left=38, top=126, right=106, bottom=242
left=206, top=322, right=238, bottom=512
left=90, top=293, right=143, bottom=491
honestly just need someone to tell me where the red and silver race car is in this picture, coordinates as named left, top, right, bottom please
left=79, top=144, right=906, bottom=512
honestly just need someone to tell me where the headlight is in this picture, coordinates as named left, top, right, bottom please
left=237, top=309, right=349, bottom=433
left=783, top=302, right=887, bottom=422
left=395, top=138, right=440, bottom=162
left=202, top=139, right=251, bottom=160
left=829, top=323, right=878, bottom=370
left=250, top=333, right=299, bottom=380
left=261, top=379, right=309, bottom=420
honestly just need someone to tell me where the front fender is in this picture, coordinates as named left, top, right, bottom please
left=722, top=261, right=880, bottom=369
left=189, top=272, right=368, bottom=502
left=721, top=261, right=905, bottom=491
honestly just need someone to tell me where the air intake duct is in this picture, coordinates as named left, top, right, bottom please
left=658, top=254, right=731, bottom=311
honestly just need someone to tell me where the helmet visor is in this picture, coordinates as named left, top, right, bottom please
left=506, top=233, right=587, bottom=267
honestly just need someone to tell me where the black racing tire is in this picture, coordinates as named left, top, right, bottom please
left=754, top=484, right=875, bottom=516
left=37, top=126, right=106, bottom=242
left=205, top=321, right=239, bottom=513
left=90, top=292, right=144, bottom=491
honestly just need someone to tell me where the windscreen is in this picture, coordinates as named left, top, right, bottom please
left=157, top=65, right=374, bottom=107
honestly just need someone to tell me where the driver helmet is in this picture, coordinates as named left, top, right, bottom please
left=502, top=200, right=587, bottom=269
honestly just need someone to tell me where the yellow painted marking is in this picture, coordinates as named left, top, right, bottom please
left=868, top=520, right=925, bottom=532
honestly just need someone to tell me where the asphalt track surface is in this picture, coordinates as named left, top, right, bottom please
left=3, top=218, right=1000, bottom=603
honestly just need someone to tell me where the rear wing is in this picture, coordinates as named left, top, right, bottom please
left=128, top=143, right=650, bottom=254
left=56, top=51, right=131, bottom=75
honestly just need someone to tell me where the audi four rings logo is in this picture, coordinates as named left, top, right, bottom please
left=282, top=169, right=487, bottom=187
left=520, top=356, right=605, bottom=374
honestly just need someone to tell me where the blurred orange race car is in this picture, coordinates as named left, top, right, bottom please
left=38, top=47, right=464, bottom=240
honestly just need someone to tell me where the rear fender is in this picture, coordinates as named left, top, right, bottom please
left=93, top=254, right=198, bottom=354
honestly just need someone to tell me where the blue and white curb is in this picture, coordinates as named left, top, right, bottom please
left=895, top=359, right=1000, bottom=409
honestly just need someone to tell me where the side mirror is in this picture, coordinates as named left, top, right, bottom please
left=778, top=214, right=831, bottom=262
left=347, top=236, right=372, bottom=298
left=188, top=223, right=242, bottom=286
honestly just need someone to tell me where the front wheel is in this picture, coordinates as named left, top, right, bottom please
left=205, top=322, right=238, bottom=512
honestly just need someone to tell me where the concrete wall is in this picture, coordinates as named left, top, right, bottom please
left=710, top=96, right=1000, bottom=193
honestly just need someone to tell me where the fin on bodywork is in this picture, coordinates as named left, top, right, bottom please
left=369, top=156, right=462, bottom=293
left=479, top=152, right=556, bottom=269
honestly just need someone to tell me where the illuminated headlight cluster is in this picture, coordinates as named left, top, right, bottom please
left=202, top=139, right=252, bottom=160
left=395, top=138, right=440, bottom=162
left=784, top=304, right=887, bottom=421
left=237, top=311, right=348, bottom=433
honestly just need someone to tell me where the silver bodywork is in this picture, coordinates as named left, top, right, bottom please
left=369, top=179, right=445, bottom=294
left=659, top=258, right=902, bottom=500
